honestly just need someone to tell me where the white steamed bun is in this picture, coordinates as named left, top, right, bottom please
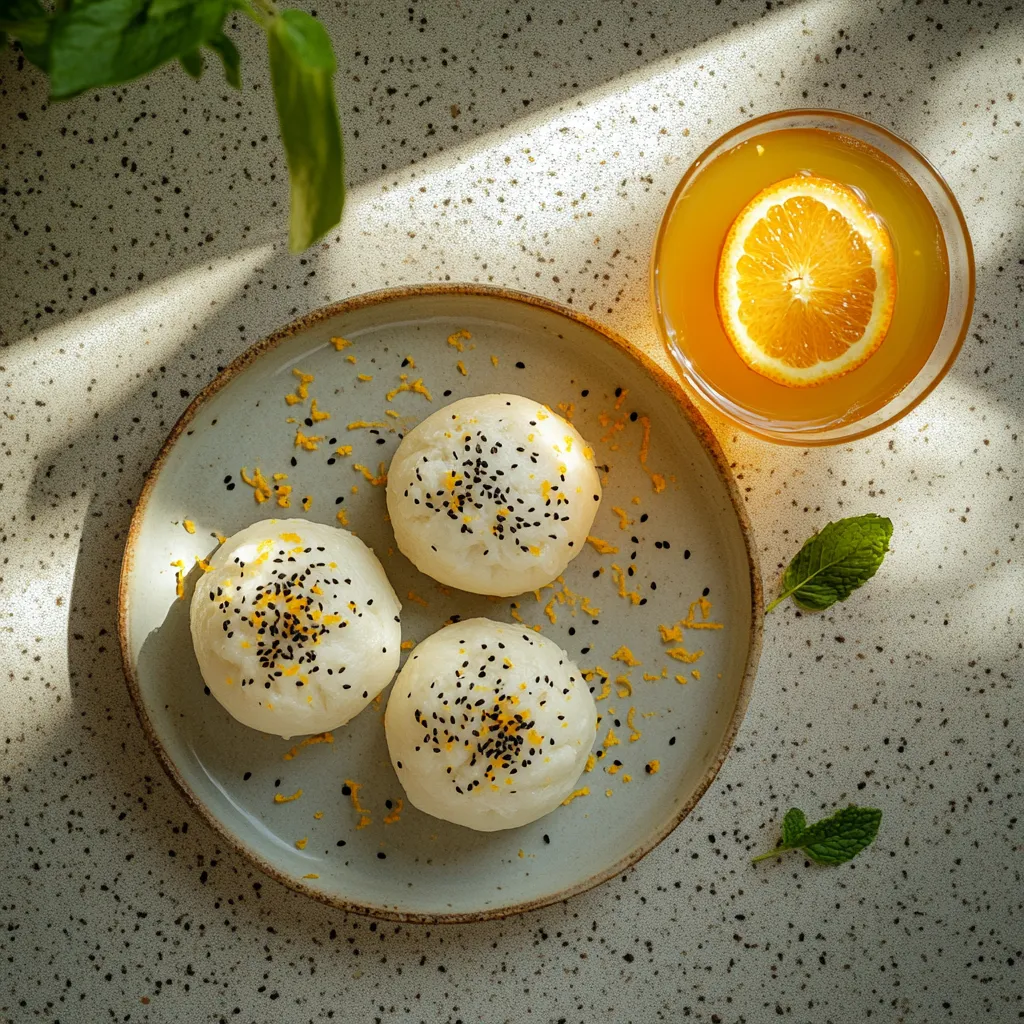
left=385, top=618, right=597, bottom=831
left=386, top=394, right=601, bottom=597
left=189, top=518, right=401, bottom=738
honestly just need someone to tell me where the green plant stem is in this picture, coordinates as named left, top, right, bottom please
left=764, top=592, right=788, bottom=614
left=751, top=846, right=788, bottom=864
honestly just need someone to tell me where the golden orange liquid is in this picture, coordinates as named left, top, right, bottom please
left=655, top=128, right=950, bottom=431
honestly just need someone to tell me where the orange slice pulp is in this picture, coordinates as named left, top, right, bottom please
left=716, top=175, right=897, bottom=387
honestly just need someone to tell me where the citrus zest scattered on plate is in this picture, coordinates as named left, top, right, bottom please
left=716, top=175, right=897, bottom=387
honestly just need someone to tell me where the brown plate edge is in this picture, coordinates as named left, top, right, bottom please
left=116, top=282, right=764, bottom=925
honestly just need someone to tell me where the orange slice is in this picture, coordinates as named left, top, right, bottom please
left=717, top=175, right=896, bottom=387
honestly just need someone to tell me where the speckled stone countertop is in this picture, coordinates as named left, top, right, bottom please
left=2, top=2, right=1021, bottom=1022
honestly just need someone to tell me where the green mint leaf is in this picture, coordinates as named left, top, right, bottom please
left=796, top=805, right=882, bottom=865
left=267, top=8, right=344, bottom=252
left=781, top=807, right=806, bottom=846
left=48, top=0, right=238, bottom=100
left=206, top=29, right=240, bottom=89
left=1, top=0, right=52, bottom=69
left=753, top=804, right=882, bottom=865
left=179, top=47, right=204, bottom=78
left=766, top=513, right=893, bottom=613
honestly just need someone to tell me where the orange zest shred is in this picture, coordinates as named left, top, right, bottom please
left=586, top=535, right=619, bottom=555
left=274, top=788, right=303, bottom=803
left=447, top=328, right=471, bottom=352
left=347, top=420, right=387, bottom=430
left=627, top=707, right=641, bottom=742
left=170, top=560, right=185, bottom=600
left=561, top=786, right=589, bottom=806
left=386, top=375, right=433, bottom=402
left=335, top=508, right=349, bottom=527
left=610, top=563, right=642, bottom=605
left=309, top=399, right=330, bottom=422
left=330, top=336, right=351, bottom=351
left=456, top=360, right=467, bottom=376
left=240, top=466, right=272, bottom=504
left=286, top=368, right=314, bottom=405
left=353, top=462, right=388, bottom=486
left=344, top=779, right=372, bottom=829
left=681, top=596, right=724, bottom=630
left=295, top=836, right=308, bottom=849
left=282, top=732, right=334, bottom=761
left=182, top=519, right=196, bottom=534
left=294, top=429, right=324, bottom=451
left=667, top=646, right=703, bottom=664
left=383, top=799, right=404, bottom=825
left=610, top=645, right=641, bottom=667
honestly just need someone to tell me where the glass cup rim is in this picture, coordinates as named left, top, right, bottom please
left=651, top=107, right=976, bottom=446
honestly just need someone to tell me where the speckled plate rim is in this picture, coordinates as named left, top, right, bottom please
left=117, top=283, right=764, bottom=924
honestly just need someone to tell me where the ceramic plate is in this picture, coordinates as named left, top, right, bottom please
left=119, top=285, right=762, bottom=922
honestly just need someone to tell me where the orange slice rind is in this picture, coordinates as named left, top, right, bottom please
left=717, top=175, right=897, bottom=387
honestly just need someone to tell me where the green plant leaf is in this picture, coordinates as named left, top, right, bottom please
left=753, top=804, right=882, bottom=865
left=206, top=29, right=240, bottom=88
left=795, top=805, right=883, bottom=865
left=179, top=46, right=203, bottom=78
left=48, top=0, right=238, bottom=100
left=267, top=8, right=344, bottom=252
left=1, top=0, right=52, bottom=68
left=766, top=513, right=893, bottom=613
left=781, top=807, right=806, bottom=846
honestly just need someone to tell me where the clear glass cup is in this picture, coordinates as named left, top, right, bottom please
left=651, top=109, right=975, bottom=445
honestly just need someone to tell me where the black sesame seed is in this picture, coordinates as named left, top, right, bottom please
left=376, top=852, right=386, bottom=860
left=243, top=771, right=252, bottom=781
left=515, top=361, right=525, bottom=369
